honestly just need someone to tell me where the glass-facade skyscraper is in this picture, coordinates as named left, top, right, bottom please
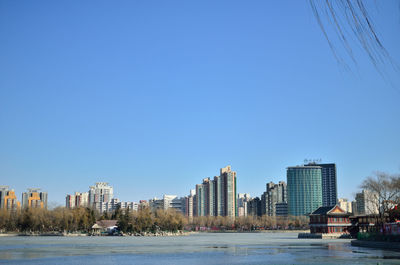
left=320, top=163, right=337, bottom=206
left=287, top=166, right=322, bottom=216
left=305, top=163, right=337, bottom=206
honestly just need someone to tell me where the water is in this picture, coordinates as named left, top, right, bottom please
left=0, top=232, right=399, bottom=264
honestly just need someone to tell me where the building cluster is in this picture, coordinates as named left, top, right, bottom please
left=1, top=162, right=380, bottom=219
left=148, top=165, right=239, bottom=218
left=66, top=182, right=142, bottom=212
left=0, top=186, right=48, bottom=210
left=65, top=165, right=240, bottom=217
left=184, top=165, right=238, bottom=218
left=245, top=162, right=338, bottom=217
left=243, top=162, right=378, bottom=218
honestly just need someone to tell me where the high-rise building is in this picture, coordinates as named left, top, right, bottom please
left=351, top=200, right=358, bottom=215
left=195, top=183, right=206, bottom=216
left=183, top=189, right=195, bottom=219
left=214, top=175, right=224, bottom=216
left=196, top=178, right=216, bottom=216
left=66, top=192, right=89, bottom=208
left=305, top=163, right=337, bottom=206
left=338, top=198, right=352, bottom=213
left=22, top=188, right=48, bottom=209
left=262, top=181, right=287, bottom=216
left=89, top=182, right=113, bottom=213
left=0, top=186, right=8, bottom=209
left=355, top=190, right=379, bottom=215
left=205, top=178, right=215, bottom=216
left=247, top=197, right=262, bottom=216
left=287, top=165, right=322, bottom=216
left=219, top=165, right=237, bottom=217
left=237, top=193, right=250, bottom=217
left=193, top=193, right=198, bottom=217
left=76, top=192, right=89, bottom=207
left=193, top=165, right=237, bottom=217
left=66, top=194, right=76, bottom=208
left=275, top=202, right=288, bottom=216
left=0, top=186, right=20, bottom=210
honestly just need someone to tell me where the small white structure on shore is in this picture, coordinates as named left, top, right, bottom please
left=91, top=220, right=118, bottom=235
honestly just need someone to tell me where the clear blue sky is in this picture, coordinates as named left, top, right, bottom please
left=1, top=1, right=399, bottom=206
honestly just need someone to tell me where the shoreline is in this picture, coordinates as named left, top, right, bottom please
left=201, top=229, right=309, bottom=234
left=0, top=230, right=306, bottom=237
left=0, top=231, right=193, bottom=237
left=351, top=239, right=400, bottom=251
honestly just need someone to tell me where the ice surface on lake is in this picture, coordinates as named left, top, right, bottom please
left=0, top=232, right=399, bottom=264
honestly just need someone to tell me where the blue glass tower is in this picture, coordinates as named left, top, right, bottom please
left=287, top=166, right=322, bottom=216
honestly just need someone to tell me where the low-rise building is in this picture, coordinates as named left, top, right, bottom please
left=91, top=220, right=118, bottom=235
left=119, top=201, right=139, bottom=212
left=309, top=205, right=350, bottom=234
left=149, top=195, right=184, bottom=213
left=149, top=197, right=164, bottom=211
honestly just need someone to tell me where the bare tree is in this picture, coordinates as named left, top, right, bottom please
left=310, top=0, right=397, bottom=74
left=360, top=172, right=400, bottom=232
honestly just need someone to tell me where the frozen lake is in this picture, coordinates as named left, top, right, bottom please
left=0, top=232, right=399, bottom=264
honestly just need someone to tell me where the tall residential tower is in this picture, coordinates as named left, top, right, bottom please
left=0, top=186, right=20, bottom=210
left=219, top=165, right=237, bottom=217
left=194, top=165, right=237, bottom=217
left=262, top=181, right=287, bottom=216
left=89, top=182, right=113, bottom=213
left=21, top=188, right=48, bottom=209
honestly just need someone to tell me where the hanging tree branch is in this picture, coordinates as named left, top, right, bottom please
left=309, top=0, right=397, bottom=73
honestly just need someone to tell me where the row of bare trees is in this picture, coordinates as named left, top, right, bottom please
left=4, top=172, right=397, bottom=234
left=0, top=207, right=96, bottom=233
left=189, top=215, right=308, bottom=230
left=0, top=206, right=307, bottom=234
left=114, top=209, right=308, bottom=234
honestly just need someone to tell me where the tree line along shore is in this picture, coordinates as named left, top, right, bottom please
left=0, top=206, right=308, bottom=236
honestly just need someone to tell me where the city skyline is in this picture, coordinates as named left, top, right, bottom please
left=1, top=1, right=399, bottom=207
left=0, top=162, right=382, bottom=218
left=0, top=161, right=380, bottom=208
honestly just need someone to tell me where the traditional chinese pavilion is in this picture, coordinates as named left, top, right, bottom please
left=309, top=205, right=350, bottom=234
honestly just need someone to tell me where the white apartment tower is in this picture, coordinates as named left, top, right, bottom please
left=89, top=182, right=113, bottom=213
